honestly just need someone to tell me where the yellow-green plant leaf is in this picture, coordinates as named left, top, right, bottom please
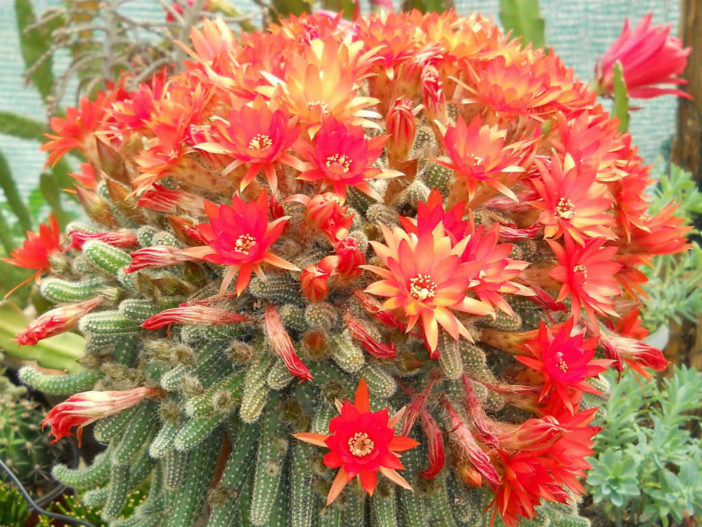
left=499, top=0, right=545, bottom=48
left=612, top=61, right=630, bottom=133
left=0, top=112, right=46, bottom=141
left=0, top=150, right=33, bottom=232
left=15, top=0, right=57, bottom=102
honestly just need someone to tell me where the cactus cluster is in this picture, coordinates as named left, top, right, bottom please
left=8, top=9, right=689, bottom=527
left=0, top=371, right=56, bottom=490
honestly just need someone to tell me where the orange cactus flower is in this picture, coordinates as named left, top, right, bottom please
left=42, top=386, right=162, bottom=445
left=2, top=214, right=62, bottom=295
left=548, top=237, right=622, bottom=328
left=294, top=379, right=418, bottom=503
left=434, top=115, right=531, bottom=202
left=195, top=99, right=306, bottom=193
left=517, top=319, right=612, bottom=414
left=296, top=118, right=399, bottom=199
left=182, top=191, right=298, bottom=295
left=41, top=91, right=115, bottom=167
left=531, top=154, right=615, bottom=245
left=364, top=224, right=493, bottom=356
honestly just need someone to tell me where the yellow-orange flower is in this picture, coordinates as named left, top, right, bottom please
left=364, top=224, right=493, bottom=356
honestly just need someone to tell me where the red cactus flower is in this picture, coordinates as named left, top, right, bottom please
left=195, top=99, right=305, bottom=193
left=598, top=325, right=668, bottom=379
left=596, top=13, right=691, bottom=99
left=264, top=305, right=313, bottom=382
left=296, top=118, right=399, bottom=199
left=15, top=297, right=104, bottom=346
left=517, top=319, right=612, bottom=414
left=531, top=154, right=615, bottom=245
left=294, top=379, right=418, bottom=503
left=334, top=236, right=365, bottom=281
left=182, top=191, right=298, bottom=295
left=548, top=237, right=622, bottom=327
left=2, top=214, right=62, bottom=295
left=141, top=305, right=253, bottom=330
left=68, top=163, right=97, bottom=189
left=42, top=386, right=162, bottom=445
left=365, top=224, right=493, bottom=356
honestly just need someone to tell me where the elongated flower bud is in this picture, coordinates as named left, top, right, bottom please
left=264, top=305, right=313, bottom=382
left=15, top=296, right=105, bottom=346
left=141, top=305, right=253, bottom=329
left=124, top=246, right=201, bottom=273
left=42, top=386, right=162, bottom=444
left=68, top=230, right=139, bottom=251
left=385, top=98, right=416, bottom=163
left=344, top=313, right=397, bottom=359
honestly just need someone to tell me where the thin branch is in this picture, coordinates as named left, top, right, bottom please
left=129, top=57, right=173, bottom=89
left=173, top=0, right=205, bottom=69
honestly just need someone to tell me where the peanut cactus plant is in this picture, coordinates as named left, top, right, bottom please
left=5, top=10, right=690, bottom=527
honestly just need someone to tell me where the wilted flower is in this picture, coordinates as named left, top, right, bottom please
left=264, top=305, right=313, bottom=382
left=15, top=297, right=104, bottom=346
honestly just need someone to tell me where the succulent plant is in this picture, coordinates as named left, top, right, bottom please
left=7, top=10, right=689, bottom=527
left=0, top=370, right=56, bottom=491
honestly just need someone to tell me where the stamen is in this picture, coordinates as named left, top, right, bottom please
left=573, top=264, right=587, bottom=279
left=409, top=274, right=437, bottom=301
left=348, top=431, right=375, bottom=457
left=325, top=153, right=352, bottom=173
left=555, top=197, right=575, bottom=220
left=234, top=233, right=257, bottom=255
left=248, top=134, right=273, bottom=151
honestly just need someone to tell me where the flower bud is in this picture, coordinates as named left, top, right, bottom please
left=385, top=98, right=416, bottom=162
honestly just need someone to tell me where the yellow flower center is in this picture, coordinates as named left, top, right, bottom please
left=307, top=100, right=330, bottom=116
left=556, top=353, right=568, bottom=372
left=555, top=197, right=575, bottom=220
left=234, top=233, right=257, bottom=255
left=409, top=274, right=437, bottom=301
left=348, top=431, right=375, bottom=457
left=325, top=153, right=352, bottom=173
left=573, top=264, right=587, bottom=279
left=248, top=134, right=273, bottom=151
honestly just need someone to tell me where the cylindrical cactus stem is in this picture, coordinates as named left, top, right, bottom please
left=370, top=483, right=397, bottom=527
left=101, top=463, right=131, bottom=521
left=40, top=276, right=107, bottom=303
left=269, top=467, right=290, bottom=527
left=249, top=274, right=302, bottom=304
left=18, top=367, right=103, bottom=395
left=267, top=359, right=294, bottom=390
left=438, top=332, right=463, bottom=380
left=185, top=371, right=244, bottom=417
left=347, top=185, right=377, bottom=214
left=341, top=485, right=366, bottom=527
left=150, top=420, right=179, bottom=458
left=137, top=225, right=159, bottom=247
left=426, top=475, right=458, bottom=527
left=319, top=503, right=343, bottom=527
left=79, top=310, right=140, bottom=336
left=83, top=240, right=132, bottom=275
left=119, top=298, right=177, bottom=323
left=250, top=395, right=289, bottom=526
left=174, top=413, right=230, bottom=452
left=419, top=162, right=451, bottom=196
left=304, top=302, right=340, bottom=331
left=93, top=405, right=139, bottom=442
left=278, top=304, right=307, bottom=332
left=398, top=442, right=428, bottom=527
left=112, top=401, right=158, bottom=465
left=164, top=449, right=190, bottom=493
left=290, top=441, right=318, bottom=527
left=167, top=429, right=223, bottom=527
left=240, top=353, right=273, bottom=424
left=52, top=450, right=111, bottom=489
left=329, top=330, right=365, bottom=374
left=361, top=362, right=397, bottom=399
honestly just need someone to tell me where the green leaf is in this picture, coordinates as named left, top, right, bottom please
left=320, top=0, right=356, bottom=19
left=271, top=0, right=310, bottom=19
left=612, top=61, right=629, bottom=133
left=499, top=0, right=546, bottom=48
left=39, top=172, right=70, bottom=228
left=0, top=112, right=47, bottom=141
left=401, top=0, right=449, bottom=14
left=0, top=301, right=86, bottom=372
left=0, top=149, right=33, bottom=232
left=0, top=210, right=15, bottom=254
left=15, top=0, right=55, bottom=102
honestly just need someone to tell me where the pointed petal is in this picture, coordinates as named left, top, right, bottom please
left=327, top=467, right=350, bottom=505
left=293, top=432, right=330, bottom=447
left=354, top=378, right=370, bottom=413
left=379, top=466, right=413, bottom=490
